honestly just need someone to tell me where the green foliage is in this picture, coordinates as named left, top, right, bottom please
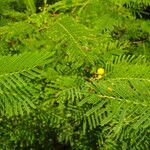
left=0, top=0, right=150, bottom=149
left=0, top=51, right=54, bottom=116
left=22, top=0, right=36, bottom=14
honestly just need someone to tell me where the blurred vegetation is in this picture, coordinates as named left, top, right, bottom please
left=0, top=0, right=150, bottom=149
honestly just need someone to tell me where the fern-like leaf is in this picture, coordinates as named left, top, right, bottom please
left=0, top=51, right=54, bottom=116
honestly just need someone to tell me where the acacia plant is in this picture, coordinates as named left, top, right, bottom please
left=0, top=0, right=150, bottom=149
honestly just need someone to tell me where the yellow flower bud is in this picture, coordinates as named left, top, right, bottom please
left=97, top=68, right=105, bottom=75
left=95, top=74, right=103, bottom=80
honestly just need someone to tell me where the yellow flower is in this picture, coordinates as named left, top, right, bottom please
left=95, top=74, right=103, bottom=80
left=97, top=68, right=105, bottom=75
